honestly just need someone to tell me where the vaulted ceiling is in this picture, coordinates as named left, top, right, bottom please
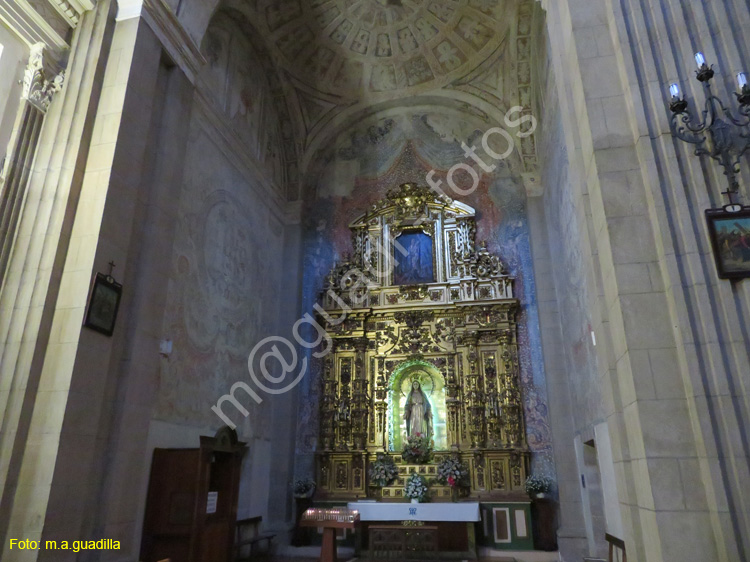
left=207, top=0, right=545, bottom=198
left=258, top=0, right=516, bottom=100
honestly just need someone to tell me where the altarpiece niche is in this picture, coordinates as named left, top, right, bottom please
left=315, top=183, right=529, bottom=500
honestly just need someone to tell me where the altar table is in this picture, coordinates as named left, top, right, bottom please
left=347, top=501, right=480, bottom=558
left=369, top=524, right=438, bottom=557
left=347, top=501, right=480, bottom=522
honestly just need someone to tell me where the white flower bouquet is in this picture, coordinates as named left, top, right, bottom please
left=524, top=474, right=553, bottom=497
left=404, top=472, right=430, bottom=502
left=369, top=453, right=398, bottom=487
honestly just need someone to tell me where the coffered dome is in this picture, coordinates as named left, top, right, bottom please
left=257, top=0, right=515, bottom=98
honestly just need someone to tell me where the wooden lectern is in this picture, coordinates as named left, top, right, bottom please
left=299, top=508, right=360, bottom=562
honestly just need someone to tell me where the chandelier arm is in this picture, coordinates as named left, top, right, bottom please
left=713, top=150, right=739, bottom=176
left=678, top=106, right=710, bottom=134
left=713, top=95, right=750, bottom=127
left=733, top=141, right=750, bottom=173
left=702, top=84, right=719, bottom=125
left=671, top=114, right=707, bottom=146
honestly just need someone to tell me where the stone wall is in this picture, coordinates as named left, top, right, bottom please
left=0, top=8, right=302, bottom=560
left=534, top=0, right=750, bottom=560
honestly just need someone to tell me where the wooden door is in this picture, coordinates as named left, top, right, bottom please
left=194, top=450, right=237, bottom=562
left=140, top=448, right=200, bottom=562
left=140, top=430, right=246, bottom=562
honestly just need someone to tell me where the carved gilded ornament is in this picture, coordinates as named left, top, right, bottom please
left=315, top=184, right=529, bottom=499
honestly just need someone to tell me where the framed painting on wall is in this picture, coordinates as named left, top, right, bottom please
left=393, top=230, right=435, bottom=285
left=83, top=273, right=123, bottom=336
left=705, top=207, right=750, bottom=280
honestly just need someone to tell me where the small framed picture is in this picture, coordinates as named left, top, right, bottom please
left=705, top=207, right=750, bottom=279
left=84, top=273, right=123, bottom=336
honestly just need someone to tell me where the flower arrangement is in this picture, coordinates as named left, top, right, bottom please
left=369, top=453, right=398, bottom=487
left=401, top=433, right=433, bottom=464
left=524, top=475, right=553, bottom=498
left=293, top=478, right=316, bottom=498
left=404, top=472, right=430, bottom=502
left=435, top=455, right=469, bottom=488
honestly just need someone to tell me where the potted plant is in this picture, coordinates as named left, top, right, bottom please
left=292, top=478, right=316, bottom=546
left=435, top=455, right=469, bottom=501
left=293, top=478, right=316, bottom=499
left=524, top=474, right=553, bottom=500
left=401, top=433, right=433, bottom=464
left=369, top=453, right=398, bottom=488
left=404, top=473, right=430, bottom=503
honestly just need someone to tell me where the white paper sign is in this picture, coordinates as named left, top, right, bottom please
left=207, top=491, right=218, bottom=514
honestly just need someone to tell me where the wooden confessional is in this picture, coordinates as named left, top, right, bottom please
left=140, top=427, right=247, bottom=562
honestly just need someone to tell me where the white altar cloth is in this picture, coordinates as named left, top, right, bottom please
left=347, top=501, right=480, bottom=522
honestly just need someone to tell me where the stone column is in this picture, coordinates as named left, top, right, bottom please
left=0, top=43, right=64, bottom=284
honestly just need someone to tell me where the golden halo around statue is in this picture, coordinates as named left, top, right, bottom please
left=400, top=370, right=435, bottom=396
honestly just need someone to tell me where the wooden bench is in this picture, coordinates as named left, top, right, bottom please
left=234, top=516, right=275, bottom=561
left=368, top=524, right=438, bottom=558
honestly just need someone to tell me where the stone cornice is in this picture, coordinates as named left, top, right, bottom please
left=48, top=0, right=81, bottom=28
left=140, top=0, right=204, bottom=84
left=0, top=0, right=95, bottom=63
left=0, top=0, right=70, bottom=56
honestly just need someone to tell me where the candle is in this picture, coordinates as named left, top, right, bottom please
left=695, top=52, right=706, bottom=67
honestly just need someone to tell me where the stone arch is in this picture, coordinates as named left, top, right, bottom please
left=300, top=90, right=527, bottom=175
left=197, top=5, right=299, bottom=198
left=301, top=96, right=529, bottom=203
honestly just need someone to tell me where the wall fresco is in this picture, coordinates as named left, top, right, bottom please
left=155, top=117, right=285, bottom=438
left=200, top=10, right=292, bottom=194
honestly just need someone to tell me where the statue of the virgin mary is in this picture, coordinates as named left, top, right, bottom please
left=404, top=380, right=432, bottom=438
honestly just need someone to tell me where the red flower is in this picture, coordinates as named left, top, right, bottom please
left=447, top=476, right=456, bottom=487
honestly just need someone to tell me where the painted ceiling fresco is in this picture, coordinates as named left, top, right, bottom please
left=259, top=0, right=516, bottom=99
left=213, top=0, right=540, bottom=189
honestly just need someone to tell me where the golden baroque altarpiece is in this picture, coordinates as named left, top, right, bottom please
left=315, top=183, right=529, bottom=500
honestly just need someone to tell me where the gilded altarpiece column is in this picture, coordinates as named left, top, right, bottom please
left=315, top=184, right=529, bottom=500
